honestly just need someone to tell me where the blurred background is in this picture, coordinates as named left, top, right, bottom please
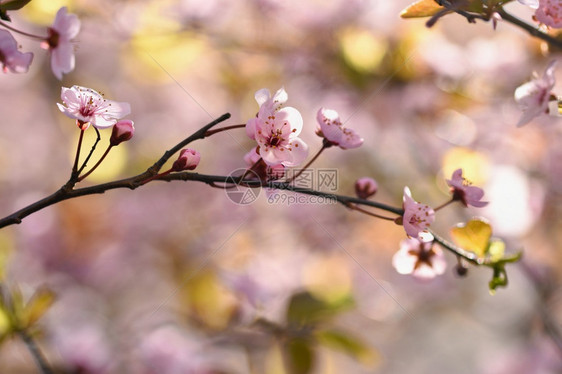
left=0, top=0, right=561, bottom=373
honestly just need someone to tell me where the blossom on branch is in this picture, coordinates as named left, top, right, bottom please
left=316, top=107, right=363, bottom=149
left=392, top=232, right=446, bottom=280
left=57, top=85, right=131, bottom=130
left=41, top=7, right=81, bottom=80
left=245, top=87, right=308, bottom=167
left=535, top=0, right=562, bottom=28
left=0, top=30, right=33, bottom=73
left=446, top=168, right=488, bottom=207
left=514, top=60, right=557, bottom=127
left=355, top=177, right=378, bottom=199
left=110, top=119, right=135, bottom=146
left=244, top=146, right=285, bottom=181
left=172, top=149, right=200, bottom=171
left=402, top=187, right=435, bottom=238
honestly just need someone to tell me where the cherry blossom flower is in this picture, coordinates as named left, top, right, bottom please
left=535, top=0, right=562, bottom=28
left=392, top=232, right=446, bottom=280
left=57, top=85, right=131, bottom=129
left=514, top=60, right=557, bottom=127
left=41, top=7, right=80, bottom=80
left=172, top=149, right=200, bottom=171
left=110, top=119, right=135, bottom=146
left=316, top=107, right=363, bottom=149
left=245, top=87, right=308, bottom=167
left=0, top=30, right=33, bottom=73
left=402, top=186, right=435, bottom=238
left=244, top=146, right=285, bottom=180
left=446, top=168, right=488, bottom=207
left=355, top=177, right=377, bottom=199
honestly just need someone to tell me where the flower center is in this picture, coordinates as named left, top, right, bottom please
left=79, top=97, right=99, bottom=117
left=45, top=28, right=60, bottom=49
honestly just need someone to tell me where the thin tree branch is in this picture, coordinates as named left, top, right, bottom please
left=0, top=113, right=231, bottom=228
left=496, top=7, right=562, bottom=49
left=17, top=331, right=53, bottom=374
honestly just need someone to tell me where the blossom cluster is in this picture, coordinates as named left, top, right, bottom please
left=0, top=7, right=79, bottom=79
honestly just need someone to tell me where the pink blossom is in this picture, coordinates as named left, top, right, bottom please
left=245, top=87, right=308, bottom=167
left=536, top=0, right=562, bottom=28
left=44, top=7, right=80, bottom=79
left=244, top=146, right=285, bottom=180
left=110, top=119, right=135, bottom=146
left=402, top=187, right=435, bottom=238
left=57, top=85, right=131, bottom=129
left=446, top=168, right=488, bottom=207
left=392, top=232, right=446, bottom=280
left=355, top=177, right=378, bottom=199
left=514, top=60, right=557, bottom=126
left=0, top=30, right=33, bottom=73
left=41, top=7, right=80, bottom=80
left=316, top=107, right=363, bottom=149
left=172, top=149, right=200, bottom=171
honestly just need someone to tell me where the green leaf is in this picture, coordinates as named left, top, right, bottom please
left=488, top=264, right=508, bottom=294
left=284, top=338, right=315, bottom=374
left=0, top=0, right=32, bottom=11
left=400, top=0, right=444, bottom=18
left=286, top=291, right=353, bottom=326
left=316, top=329, right=378, bottom=366
left=450, top=218, right=492, bottom=258
left=488, top=239, right=505, bottom=262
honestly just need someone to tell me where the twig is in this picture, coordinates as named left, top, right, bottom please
left=0, top=113, right=231, bottom=228
left=17, top=331, right=53, bottom=374
left=496, top=7, right=562, bottom=49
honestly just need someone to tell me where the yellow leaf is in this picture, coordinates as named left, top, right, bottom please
left=450, top=218, right=492, bottom=257
left=400, top=0, right=444, bottom=18
left=22, top=288, right=55, bottom=328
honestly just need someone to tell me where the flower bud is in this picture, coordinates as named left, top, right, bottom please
left=172, top=149, right=200, bottom=171
left=355, top=177, right=378, bottom=199
left=110, top=119, right=135, bottom=146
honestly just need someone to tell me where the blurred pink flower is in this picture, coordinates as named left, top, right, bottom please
left=110, top=119, right=135, bottom=146
left=355, top=177, right=378, bottom=199
left=392, top=232, right=446, bottom=280
left=316, top=107, right=363, bottom=149
left=42, top=7, right=81, bottom=80
left=57, top=85, right=131, bottom=129
left=402, top=187, right=435, bottom=238
left=446, top=168, right=488, bottom=207
left=536, top=0, right=562, bottom=28
left=139, top=326, right=213, bottom=374
left=172, top=149, right=200, bottom=171
left=514, top=60, right=556, bottom=126
left=0, top=30, right=33, bottom=73
left=246, top=87, right=308, bottom=166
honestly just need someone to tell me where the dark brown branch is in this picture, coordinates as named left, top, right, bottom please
left=496, top=8, right=562, bottom=49
left=0, top=113, right=231, bottom=228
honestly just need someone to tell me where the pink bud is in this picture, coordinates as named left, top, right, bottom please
left=172, top=149, right=200, bottom=171
left=110, top=119, right=135, bottom=146
left=355, top=177, right=378, bottom=199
